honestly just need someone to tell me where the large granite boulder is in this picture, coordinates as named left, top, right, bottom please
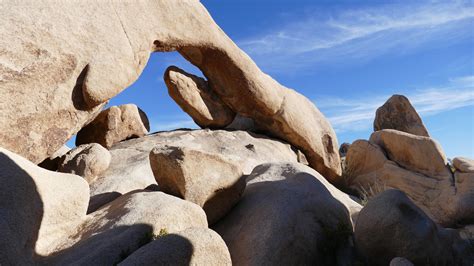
left=0, top=1, right=341, bottom=181
left=119, top=228, right=232, bottom=266
left=374, top=95, right=429, bottom=137
left=164, top=66, right=235, bottom=128
left=150, top=146, right=245, bottom=224
left=214, top=163, right=361, bottom=265
left=453, top=157, right=474, bottom=173
left=355, top=190, right=472, bottom=265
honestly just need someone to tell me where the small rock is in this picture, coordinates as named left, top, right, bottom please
left=76, top=104, right=150, bottom=148
left=58, top=143, right=111, bottom=183
left=374, top=95, right=430, bottom=137
left=119, top=228, right=231, bottom=266
left=150, top=145, right=245, bottom=224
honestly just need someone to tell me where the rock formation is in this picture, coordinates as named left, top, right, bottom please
left=374, top=95, right=430, bottom=137
left=0, top=0, right=340, bottom=181
left=88, top=129, right=299, bottom=213
left=1, top=1, right=472, bottom=264
left=150, top=146, right=245, bottom=224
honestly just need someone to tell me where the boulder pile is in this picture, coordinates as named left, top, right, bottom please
left=0, top=1, right=472, bottom=265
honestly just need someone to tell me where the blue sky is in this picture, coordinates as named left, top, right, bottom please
left=96, top=0, right=473, bottom=158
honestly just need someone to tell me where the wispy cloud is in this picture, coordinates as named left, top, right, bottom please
left=238, top=2, right=474, bottom=72
left=317, top=75, right=474, bottom=133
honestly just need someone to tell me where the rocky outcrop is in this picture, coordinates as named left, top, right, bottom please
left=214, top=163, right=361, bottom=265
left=150, top=146, right=245, bottom=224
left=88, top=129, right=299, bottom=212
left=0, top=147, right=89, bottom=264
left=119, top=228, right=232, bottom=266
left=344, top=137, right=473, bottom=226
left=355, top=190, right=472, bottom=265
left=164, top=66, right=235, bottom=128
left=0, top=1, right=340, bottom=181
left=76, top=104, right=150, bottom=148
left=374, top=95, right=429, bottom=137
left=58, top=143, right=111, bottom=183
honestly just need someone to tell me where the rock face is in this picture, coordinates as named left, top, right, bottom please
left=76, top=104, right=150, bottom=148
left=150, top=146, right=245, bottom=224
left=345, top=137, right=474, bottom=226
left=88, top=129, right=298, bottom=212
left=0, top=147, right=89, bottom=264
left=119, top=228, right=232, bottom=266
left=354, top=190, right=471, bottom=265
left=164, top=66, right=235, bottom=128
left=58, top=143, right=111, bottom=183
left=214, top=163, right=361, bottom=265
left=374, top=95, right=429, bottom=137
left=0, top=1, right=340, bottom=180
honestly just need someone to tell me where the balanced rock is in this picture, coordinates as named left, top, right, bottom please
left=345, top=139, right=473, bottom=226
left=150, top=145, right=245, bottom=224
left=0, top=147, right=89, bottom=264
left=88, top=129, right=298, bottom=212
left=214, top=163, right=361, bottom=265
left=374, top=95, right=430, bottom=137
left=354, top=189, right=470, bottom=265
left=370, top=129, right=451, bottom=178
left=0, top=1, right=340, bottom=181
left=58, top=143, right=111, bottom=183
left=119, top=228, right=232, bottom=266
left=76, top=104, right=150, bottom=148
left=164, top=66, right=235, bottom=128
left=453, top=157, right=474, bottom=173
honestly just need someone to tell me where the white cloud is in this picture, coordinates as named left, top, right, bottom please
left=238, top=2, right=474, bottom=72
left=316, top=75, right=474, bottom=133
